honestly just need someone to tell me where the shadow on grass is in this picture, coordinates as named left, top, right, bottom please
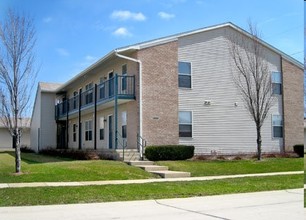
left=1, top=151, right=72, bottom=164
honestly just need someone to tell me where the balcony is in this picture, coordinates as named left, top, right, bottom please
left=55, top=75, right=135, bottom=120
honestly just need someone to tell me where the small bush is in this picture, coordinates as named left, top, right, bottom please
left=293, top=144, right=304, bottom=157
left=145, top=145, right=194, bottom=161
left=39, top=148, right=102, bottom=160
left=20, top=146, right=35, bottom=153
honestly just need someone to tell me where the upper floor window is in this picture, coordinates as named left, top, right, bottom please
left=99, top=78, right=105, bottom=100
left=272, top=115, right=283, bottom=138
left=178, top=62, right=191, bottom=88
left=122, top=64, right=127, bottom=91
left=179, top=111, right=192, bottom=137
left=72, top=91, right=78, bottom=110
left=85, top=82, right=93, bottom=104
left=272, top=72, right=282, bottom=95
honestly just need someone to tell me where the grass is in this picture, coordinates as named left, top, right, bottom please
left=0, top=151, right=156, bottom=183
left=156, top=158, right=303, bottom=177
left=304, top=155, right=306, bottom=183
left=0, top=174, right=302, bottom=206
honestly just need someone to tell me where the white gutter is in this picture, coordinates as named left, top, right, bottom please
left=114, top=51, right=143, bottom=140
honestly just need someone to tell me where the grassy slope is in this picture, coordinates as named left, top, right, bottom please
left=157, top=158, right=303, bottom=177
left=0, top=152, right=155, bottom=183
left=0, top=174, right=302, bottom=206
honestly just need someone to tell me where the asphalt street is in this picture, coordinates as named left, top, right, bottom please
left=0, top=189, right=303, bottom=220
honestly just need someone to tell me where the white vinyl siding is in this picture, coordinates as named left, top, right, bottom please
left=178, top=27, right=283, bottom=154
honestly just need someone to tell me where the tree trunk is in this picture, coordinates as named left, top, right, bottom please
left=14, top=130, right=21, bottom=173
left=256, top=126, right=262, bottom=161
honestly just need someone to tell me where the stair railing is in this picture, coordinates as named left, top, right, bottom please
left=137, top=133, right=147, bottom=161
left=116, top=131, right=127, bottom=161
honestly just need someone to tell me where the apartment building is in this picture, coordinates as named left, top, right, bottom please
left=30, top=22, right=303, bottom=155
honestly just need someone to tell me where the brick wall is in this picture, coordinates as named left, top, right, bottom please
left=137, top=41, right=179, bottom=146
left=282, top=58, right=304, bottom=151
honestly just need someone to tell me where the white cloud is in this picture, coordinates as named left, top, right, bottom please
left=43, top=17, right=53, bottom=23
left=158, top=12, right=175, bottom=20
left=113, top=27, right=132, bottom=37
left=85, top=55, right=97, bottom=61
left=111, top=10, right=146, bottom=21
left=56, top=48, right=70, bottom=57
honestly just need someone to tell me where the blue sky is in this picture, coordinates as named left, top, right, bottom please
left=0, top=0, right=303, bottom=85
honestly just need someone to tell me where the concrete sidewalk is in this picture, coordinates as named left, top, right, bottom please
left=0, top=189, right=303, bottom=220
left=0, top=171, right=302, bottom=189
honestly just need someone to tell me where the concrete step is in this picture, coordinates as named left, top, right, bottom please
left=150, top=170, right=191, bottom=178
left=127, top=161, right=154, bottom=166
left=135, top=165, right=168, bottom=172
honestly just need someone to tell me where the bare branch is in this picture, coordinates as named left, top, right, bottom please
left=228, top=21, right=275, bottom=160
left=0, top=9, right=37, bottom=173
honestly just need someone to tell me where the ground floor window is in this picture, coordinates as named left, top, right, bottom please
left=73, top=124, right=77, bottom=142
left=179, top=111, right=192, bottom=137
left=122, top=111, right=127, bottom=138
left=99, top=117, right=104, bottom=140
left=272, top=115, right=283, bottom=138
left=85, top=120, right=93, bottom=141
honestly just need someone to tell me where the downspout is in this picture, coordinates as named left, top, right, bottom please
left=114, top=50, right=143, bottom=140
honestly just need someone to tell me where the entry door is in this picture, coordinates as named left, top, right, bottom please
left=109, top=72, right=114, bottom=97
left=108, top=115, right=113, bottom=149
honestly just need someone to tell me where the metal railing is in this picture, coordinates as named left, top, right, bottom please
left=55, top=75, right=135, bottom=120
left=137, top=133, right=147, bottom=161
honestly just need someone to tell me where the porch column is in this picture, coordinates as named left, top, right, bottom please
left=114, top=74, right=118, bottom=149
left=78, top=88, right=82, bottom=150
left=66, top=100, right=69, bottom=149
left=94, top=84, right=97, bottom=150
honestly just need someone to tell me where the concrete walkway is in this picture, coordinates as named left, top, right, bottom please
left=0, top=171, right=302, bottom=189
left=0, top=189, right=303, bottom=220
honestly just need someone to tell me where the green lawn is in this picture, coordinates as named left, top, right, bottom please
left=304, top=156, right=306, bottom=183
left=1, top=152, right=302, bottom=183
left=157, top=158, right=303, bottom=177
left=0, top=174, right=302, bottom=206
left=0, top=152, right=156, bottom=183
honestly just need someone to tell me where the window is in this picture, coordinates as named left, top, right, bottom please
left=122, top=64, right=127, bottom=91
left=178, top=62, right=191, bottom=88
left=272, top=115, right=283, bottom=138
left=85, top=120, right=93, bottom=141
left=122, top=111, right=127, bottom=138
left=85, top=83, right=93, bottom=104
left=99, top=78, right=105, bottom=100
left=272, top=72, right=282, bottom=95
left=73, top=124, right=77, bottom=142
left=73, top=91, right=78, bottom=110
left=99, top=117, right=104, bottom=140
left=179, top=111, right=192, bottom=137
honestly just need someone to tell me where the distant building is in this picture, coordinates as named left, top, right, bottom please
left=30, top=22, right=304, bottom=157
left=0, top=118, right=31, bottom=150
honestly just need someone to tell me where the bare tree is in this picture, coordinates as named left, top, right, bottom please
left=0, top=9, right=37, bottom=173
left=228, top=21, right=275, bottom=160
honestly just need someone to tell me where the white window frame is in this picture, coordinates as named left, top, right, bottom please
left=179, top=110, right=193, bottom=138
left=99, top=117, right=105, bottom=140
left=271, top=114, right=283, bottom=139
left=72, top=124, right=77, bottom=142
left=178, top=61, right=192, bottom=89
left=122, top=111, right=127, bottom=139
left=271, top=71, right=282, bottom=95
left=85, top=120, right=93, bottom=141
